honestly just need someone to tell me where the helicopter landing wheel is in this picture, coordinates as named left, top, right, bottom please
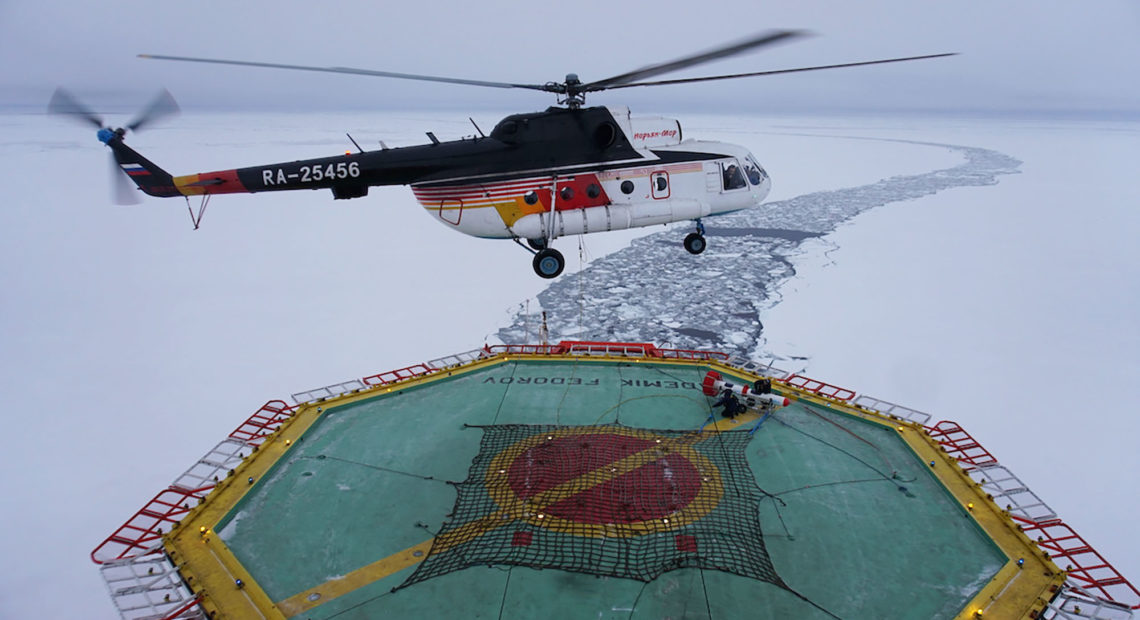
left=533, top=248, right=565, bottom=279
left=684, top=232, right=707, bottom=255
left=526, top=238, right=547, bottom=251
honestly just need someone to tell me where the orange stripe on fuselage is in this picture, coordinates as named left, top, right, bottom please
left=173, top=169, right=248, bottom=195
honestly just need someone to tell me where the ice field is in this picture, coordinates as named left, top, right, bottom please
left=0, top=110, right=1137, bottom=617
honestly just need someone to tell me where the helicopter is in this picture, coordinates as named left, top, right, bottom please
left=49, top=30, right=954, bottom=278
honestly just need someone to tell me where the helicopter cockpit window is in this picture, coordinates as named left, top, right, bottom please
left=743, top=155, right=766, bottom=186
left=721, top=161, right=746, bottom=191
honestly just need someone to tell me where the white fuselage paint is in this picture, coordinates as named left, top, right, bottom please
left=413, top=139, right=771, bottom=241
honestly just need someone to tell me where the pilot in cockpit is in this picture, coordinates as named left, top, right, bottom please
left=723, top=164, right=746, bottom=190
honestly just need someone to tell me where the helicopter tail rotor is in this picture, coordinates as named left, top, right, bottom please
left=107, top=153, right=141, bottom=205
left=48, top=88, right=181, bottom=204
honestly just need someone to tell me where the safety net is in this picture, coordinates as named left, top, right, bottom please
left=399, top=423, right=786, bottom=589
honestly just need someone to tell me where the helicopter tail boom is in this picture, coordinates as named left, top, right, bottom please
left=103, top=135, right=182, bottom=198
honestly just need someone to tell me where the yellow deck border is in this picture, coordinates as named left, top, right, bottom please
left=164, top=351, right=1065, bottom=619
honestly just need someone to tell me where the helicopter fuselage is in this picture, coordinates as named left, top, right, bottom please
left=107, top=104, right=770, bottom=275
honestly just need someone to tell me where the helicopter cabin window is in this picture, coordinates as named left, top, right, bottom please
left=721, top=160, right=746, bottom=191
left=743, top=155, right=766, bottom=186
left=651, top=171, right=669, bottom=199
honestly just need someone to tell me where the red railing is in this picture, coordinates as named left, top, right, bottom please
left=487, top=340, right=729, bottom=360
left=925, top=420, right=999, bottom=469
left=486, top=343, right=561, bottom=355
left=784, top=374, right=856, bottom=401
left=92, top=487, right=206, bottom=563
left=92, top=400, right=299, bottom=564
left=228, top=400, right=297, bottom=445
left=159, top=595, right=205, bottom=620
left=1015, top=516, right=1140, bottom=609
left=927, top=420, right=1138, bottom=609
left=363, top=363, right=437, bottom=386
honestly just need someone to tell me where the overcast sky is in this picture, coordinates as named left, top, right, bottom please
left=3, top=1, right=1139, bottom=115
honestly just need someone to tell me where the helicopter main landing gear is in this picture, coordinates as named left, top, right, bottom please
left=684, top=219, right=707, bottom=255
left=514, top=236, right=564, bottom=278
left=532, top=248, right=565, bottom=279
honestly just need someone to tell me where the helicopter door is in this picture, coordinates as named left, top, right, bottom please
left=438, top=199, right=462, bottom=225
left=650, top=171, right=670, bottom=199
left=705, top=162, right=722, bottom=192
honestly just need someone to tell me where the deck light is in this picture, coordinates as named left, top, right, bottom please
left=967, top=502, right=975, bottom=510
left=247, top=477, right=254, bottom=484
left=285, top=439, right=291, bottom=446
left=929, top=460, right=935, bottom=467
left=1017, top=558, right=1025, bottom=567
left=235, top=578, right=244, bottom=589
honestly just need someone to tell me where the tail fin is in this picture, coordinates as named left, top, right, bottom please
left=102, top=133, right=182, bottom=198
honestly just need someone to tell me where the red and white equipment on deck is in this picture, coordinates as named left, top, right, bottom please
left=701, top=370, right=790, bottom=409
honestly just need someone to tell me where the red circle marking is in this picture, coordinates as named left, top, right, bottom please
left=507, top=433, right=701, bottom=524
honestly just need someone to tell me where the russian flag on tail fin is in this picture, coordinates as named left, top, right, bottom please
left=119, top=163, right=150, bottom=177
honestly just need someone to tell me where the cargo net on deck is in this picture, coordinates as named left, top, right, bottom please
left=400, top=423, right=787, bottom=589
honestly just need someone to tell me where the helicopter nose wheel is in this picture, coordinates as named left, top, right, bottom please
left=533, top=248, right=565, bottom=278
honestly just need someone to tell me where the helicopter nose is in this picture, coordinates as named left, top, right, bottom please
left=753, top=175, right=771, bottom=204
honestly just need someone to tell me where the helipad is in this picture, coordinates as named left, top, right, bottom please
left=93, top=342, right=1138, bottom=619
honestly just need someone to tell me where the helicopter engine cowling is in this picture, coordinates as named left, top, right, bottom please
left=509, top=199, right=709, bottom=240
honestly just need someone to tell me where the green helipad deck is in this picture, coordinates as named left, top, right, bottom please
left=135, top=343, right=1067, bottom=620
left=96, top=342, right=1140, bottom=619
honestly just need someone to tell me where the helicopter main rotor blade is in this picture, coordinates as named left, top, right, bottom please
left=47, top=87, right=105, bottom=129
left=139, top=54, right=550, bottom=92
left=584, top=29, right=808, bottom=91
left=127, top=88, right=181, bottom=132
left=597, top=53, right=958, bottom=91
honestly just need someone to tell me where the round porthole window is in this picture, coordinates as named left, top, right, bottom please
left=524, top=191, right=538, bottom=205
left=586, top=184, right=600, bottom=198
left=560, top=187, right=574, bottom=200
left=620, top=180, right=634, bottom=195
